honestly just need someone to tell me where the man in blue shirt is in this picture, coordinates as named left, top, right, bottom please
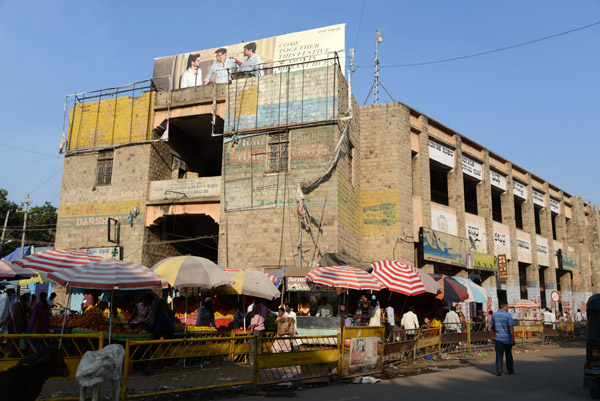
left=491, top=302, right=516, bottom=375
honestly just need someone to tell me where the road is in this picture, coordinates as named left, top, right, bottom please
left=231, top=345, right=587, bottom=401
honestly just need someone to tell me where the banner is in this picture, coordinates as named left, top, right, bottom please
left=468, top=252, right=496, bottom=271
left=153, top=24, right=345, bottom=90
left=421, top=228, right=468, bottom=268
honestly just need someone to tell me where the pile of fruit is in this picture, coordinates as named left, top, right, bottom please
left=49, top=306, right=147, bottom=334
left=187, top=325, right=217, bottom=332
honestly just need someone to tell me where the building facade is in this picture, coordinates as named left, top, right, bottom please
left=55, top=32, right=599, bottom=318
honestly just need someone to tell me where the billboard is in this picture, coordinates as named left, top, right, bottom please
left=153, top=24, right=345, bottom=91
left=421, top=228, right=468, bottom=268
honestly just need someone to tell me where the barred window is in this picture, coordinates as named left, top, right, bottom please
left=96, top=150, right=114, bottom=186
left=266, top=132, right=289, bottom=173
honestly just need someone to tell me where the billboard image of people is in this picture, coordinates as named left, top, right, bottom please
left=153, top=24, right=345, bottom=91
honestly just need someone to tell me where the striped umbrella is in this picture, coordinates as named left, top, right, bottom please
left=453, top=277, right=487, bottom=303
left=432, top=274, right=469, bottom=303
left=47, top=259, right=168, bottom=290
left=307, top=265, right=384, bottom=291
left=510, top=299, right=539, bottom=309
left=13, top=249, right=104, bottom=273
left=223, top=268, right=278, bottom=286
left=0, top=260, right=17, bottom=279
left=371, top=260, right=426, bottom=296
left=216, top=269, right=280, bottom=299
left=0, top=260, right=38, bottom=280
left=151, top=256, right=233, bottom=289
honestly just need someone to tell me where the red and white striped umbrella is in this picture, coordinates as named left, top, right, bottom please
left=371, top=260, right=426, bottom=296
left=510, top=299, right=539, bottom=309
left=13, top=249, right=104, bottom=273
left=47, top=259, right=168, bottom=290
left=223, top=268, right=278, bottom=285
left=307, top=265, right=384, bottom=291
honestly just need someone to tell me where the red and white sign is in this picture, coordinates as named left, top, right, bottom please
left=551, top=291, right=561, bottom=302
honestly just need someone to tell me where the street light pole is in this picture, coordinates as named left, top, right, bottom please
left=20, top=194, right=31, bottom=258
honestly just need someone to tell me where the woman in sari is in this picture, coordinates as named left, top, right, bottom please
left=272, top=307, right=295, bottom=353
left=28, top=292, right=51, bottom=334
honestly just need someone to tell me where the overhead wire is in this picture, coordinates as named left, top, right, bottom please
left=357, top=20, right=600, bottom=68
left=0, top=143, right=63, bottom=159
left=354, top=0, right=366, bottom=52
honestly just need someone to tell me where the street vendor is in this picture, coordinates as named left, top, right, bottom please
left=355, top=294, right=371, bottom=326
left=152, top=300, right=175, bottom=340
left=298, top=298, right=311, bottom=316
left=196, top=297, right=216, bottom=327
left=315, top=297, right=333, bottom=317
left=128, top=294, right=155, bottom=329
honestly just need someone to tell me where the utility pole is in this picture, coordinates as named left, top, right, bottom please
left=20, top=194, right=31, bottom=258
left=0, top=210, right=9, bottom=256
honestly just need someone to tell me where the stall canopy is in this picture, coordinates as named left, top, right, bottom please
left=371, top=259, right=426, bottom=296
left=307, top=265, right=384, bottom=291
left=13, top=249, right=104, bottom=273
left=216, top=269, right=281, bottom=299
left=151, top=256, right=232, bottom=289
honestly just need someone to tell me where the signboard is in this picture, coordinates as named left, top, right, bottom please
left=349, top=337, right=379, bottom=368
left=513, top=180, right=527, bottom=200
left=470, top=252, right=496, bottom=271
left=497, top=254, right=508, bottom=281
left=462, top=155, right=482, bottom=180
left=149, top=177, right=221, bottom=201
left=550, top=198, right=560, bottom=214
left=83, top=247, right=122, bottom=259
left=558, top=249, right=580, bottom=270
left=490, top=170, right=506, bottom=191
left=551, top=291, right=561, bottom=303
left=153, top=24, right=346, bottom=90
left=493, top=222, right=511, bottom=259
left=533, top=189, right=545, bottom=207
left=465, top=214, right=486, bottom=253
left=428, top=140, right=454, bottom=168
left=286, top=277, right=332, bottom=292
left=421, top=228, right=468, bottom=268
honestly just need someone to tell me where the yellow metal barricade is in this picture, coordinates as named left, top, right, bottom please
left=341, top=326, right=384, bottom=377
left=254, top=334, right=339, bottom=390
left=122, top=334, right=254, bottom=399
left=0, top=332, right=104, bottom=401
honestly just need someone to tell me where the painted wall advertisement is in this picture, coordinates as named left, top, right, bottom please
left=493, top=222, right=511, bottom=259
left=516, top=230, right=532, bottom=264
left=462, top=155, right=482, bottom=181
left=558, top=249, right=580, bottom=271
left=497, top=254, right=508, bottom=281
left=490, top=170, right=506, bottom=191
left=428, top=140, right=454, bottom=168
left=421, top=228, right=468, bottom=268
left=153, top=24, right=345, bottom=90
left=536, top=235, right=550, bottom=266
left=533, top=189, right=545, bottom=207
left=431, top=205, right=457, bottom=236
left=468, top=252, right=496, bottom=271
left=465, top=214, right=486, bottom=253
left=513, top=180, right=527, bottom=200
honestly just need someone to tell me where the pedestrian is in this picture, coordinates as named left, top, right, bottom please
left=196, top=297, right=216, bottom=327
left=491, top=302, right=516, bottom=376
left=283, top=302, right=297, bottom=335
left=385, top=303, right=395, bottom=341
left=443, top=307, right=461, bottom=333
left=368, top=296, right=381, bottom=326
left=400, top=305, right=419, bottom=340
left=152, top=300, right=175, bottom=340
left=575, top=308, right=585, bottom=322
left=0, top=285, right=16, bottom=333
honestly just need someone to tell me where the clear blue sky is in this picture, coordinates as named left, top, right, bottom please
left=0, top=0, right=598, bottom=208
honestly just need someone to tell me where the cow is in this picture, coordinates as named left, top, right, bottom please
left=0, top=347, right=71, bottom=401
left=76, top=343, right=125, bottom=401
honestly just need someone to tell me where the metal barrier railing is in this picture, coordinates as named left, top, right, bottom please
left=255, top=334, right=339, bottom=390
left=0, top=333, right=104, bottom=401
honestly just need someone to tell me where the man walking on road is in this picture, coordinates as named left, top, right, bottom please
left=491, top=302, right=516, bottom=376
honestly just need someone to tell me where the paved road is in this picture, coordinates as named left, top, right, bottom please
left=231, top=345, right=588, bottom=401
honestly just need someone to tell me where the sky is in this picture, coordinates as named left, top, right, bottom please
left=0, top=0, right=598, bottom=209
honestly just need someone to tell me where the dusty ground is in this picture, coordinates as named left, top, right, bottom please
left=130, top=341, right=580, bottom=401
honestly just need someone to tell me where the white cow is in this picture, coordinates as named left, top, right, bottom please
left=76, top=344, right=125, bottom=401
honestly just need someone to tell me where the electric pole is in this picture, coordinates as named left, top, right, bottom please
left=20, top=194, right=31, bottom=258
left=0, top=210, right=9, bottom=256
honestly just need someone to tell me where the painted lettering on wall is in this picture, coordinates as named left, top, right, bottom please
left=363, top=203, right=396, bottom=226
left=494, top=232, right=507, bottom=247
left=490, top=170, right=506, bottom=191
left=533, top=189, right=545, bottom=207
left=462, top=155, right=482, bottom=180
left=513, top=180, right=526, bottom=200
left=428, top=140, right=454, bottom=168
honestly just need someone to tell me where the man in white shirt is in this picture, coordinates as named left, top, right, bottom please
left=400, top=305, right=419, bottom=340
left=232, top=42, right=264, bottom=77
left=385, top=303, right=395, bottom=341
left=203, top=48, right=237, bottom=85
left=0, top=285, right=16, bottom=333
left=443, top=307, right=462, bottom=333
left=283, top=302, right=297, bottom=335
left=315, top=297, right=333, bottom=317
left=575, top=308, right=585, bottom=322
left=543, top=308, right=556, bottom=328
left=180, top=53, right=203, bottom=89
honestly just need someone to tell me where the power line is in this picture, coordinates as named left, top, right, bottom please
left=354, top=0, right=366, bottom=52
left=19, top=168, right=63, bottom=201
left=0, top=143, right=62, bottom=159
left=357, top=20, right=600, bottom=68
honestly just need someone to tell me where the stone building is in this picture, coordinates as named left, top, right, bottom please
left=55, top=39, right=599, bottom=317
